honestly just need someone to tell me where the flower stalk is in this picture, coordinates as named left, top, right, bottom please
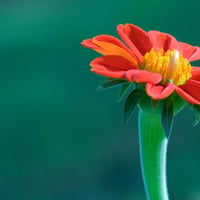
left=139, top=108, right=169, bottom=200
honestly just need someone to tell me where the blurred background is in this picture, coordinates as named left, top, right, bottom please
left=0, top=0, right=200, bottom=199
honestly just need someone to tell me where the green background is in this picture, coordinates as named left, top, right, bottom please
left=0, top=0, right=200, bottom=199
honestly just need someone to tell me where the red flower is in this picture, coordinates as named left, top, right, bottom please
left=81, top=24, right=200, bottom=104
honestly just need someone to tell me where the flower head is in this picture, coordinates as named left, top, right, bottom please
left=82, top=24, right=200, bottom=104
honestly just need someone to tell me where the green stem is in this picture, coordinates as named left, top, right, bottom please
left=138, top=109, right=169, bottom=200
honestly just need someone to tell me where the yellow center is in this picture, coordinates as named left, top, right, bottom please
left=140, top=48, right=192, bottom=85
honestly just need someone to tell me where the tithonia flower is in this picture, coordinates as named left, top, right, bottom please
left=81, top=24, right=200, bottom=104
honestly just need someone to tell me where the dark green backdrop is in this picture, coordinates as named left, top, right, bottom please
left=0, top=0, right=200, bottom=199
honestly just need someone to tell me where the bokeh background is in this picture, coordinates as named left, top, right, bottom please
left=1, top=0, right=200, bottom=199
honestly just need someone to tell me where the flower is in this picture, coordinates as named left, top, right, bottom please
left=81, top=24, right=200, bottom=104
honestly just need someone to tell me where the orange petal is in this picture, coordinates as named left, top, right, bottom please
left=81, top=35, right=138, bottom=66
left=91, top=66, right=125, bottom=79
left=90, top=55, right=136, bottom=79
left=94, top=35, right=131, bottom=50
left=91, top=55, right=137, bottom=70
left=177, top=42, right=200, bottom=62
left=190, top=67, right=200, bottom=81
left=92, top=40, right=138, bottom=66
left=176, top=80, right=200, bottom=104
left=117, top=24, right=152, bottom=56
left=148, top=31, right=177, bottom=51
left=146, top=83, right=175, bottom=99
left=124, top=70, right=161, bottom=84
left=81, top=39, right=101, bottom=49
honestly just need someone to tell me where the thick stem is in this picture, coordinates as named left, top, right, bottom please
left=139, top=109, right=169, bottom=200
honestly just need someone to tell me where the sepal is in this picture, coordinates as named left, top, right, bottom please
left=123, top=89, right=145, bottom=125
left=171, top=93, right=186, bottom=115
left=190, top=104, right=200, bottom=126
left=118, top=83, right=134, bottom=102
left=97, top=78, right=127, bottom=91
left=161, top=99, right=174, bottom=138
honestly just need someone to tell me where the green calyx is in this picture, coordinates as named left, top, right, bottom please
left=125, top=90, right=187, bottom=138
left=96, top=78, right=200, bottom=137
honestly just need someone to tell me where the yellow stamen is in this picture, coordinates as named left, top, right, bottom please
left=140, top=48, right=192, bottom=85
